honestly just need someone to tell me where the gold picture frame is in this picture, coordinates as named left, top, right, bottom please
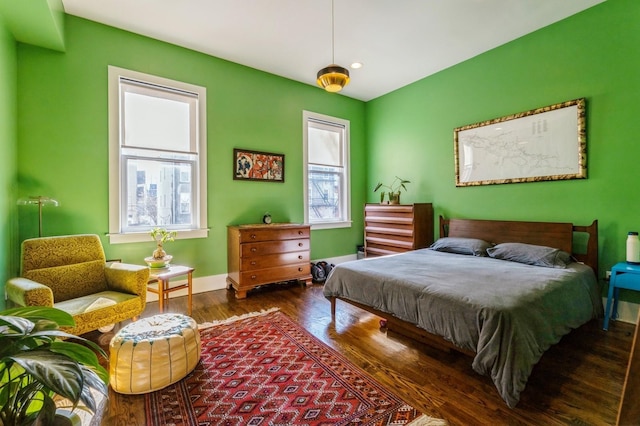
left=454, top=98, right=586, bottom=187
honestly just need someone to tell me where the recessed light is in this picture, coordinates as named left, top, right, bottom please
left=350, top=62, right=363, bottom=69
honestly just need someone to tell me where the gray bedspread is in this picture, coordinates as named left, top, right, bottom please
left=323, top=249, right=602, bottom=408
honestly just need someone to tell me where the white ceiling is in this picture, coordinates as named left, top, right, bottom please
left=62, top=0, right=604, bottom=101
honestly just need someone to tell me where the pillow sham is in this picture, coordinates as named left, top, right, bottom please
left=486, top=242, right=572, bottom=269
left=429, top=237, right=494, bottom=256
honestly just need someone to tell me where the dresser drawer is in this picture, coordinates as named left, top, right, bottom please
left=365, top=245, right=407, bottom=257
left=365, top=235, right=415, bottom=250
left=238, top=227, right=310, bottom=243
left=240, top=251, right=309, bottom=270
left=364, top=225, right=415, bottom=237
left=240, top=239, right=309, bottom=256
left=240, top=263, right=311, bottom=286
left=365, top=204, right=415, bottom=220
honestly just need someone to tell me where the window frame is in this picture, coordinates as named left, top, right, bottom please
left=108, top=66, right=208, bottom=244
left=303, top=110, right=351, bottom=230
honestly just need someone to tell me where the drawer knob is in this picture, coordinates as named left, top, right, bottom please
left=250, top=261, right=256, bottom=265
left=298, top=231, right=303, bottom=235
left=251, top=247, right=257, bottom=252
left=298, top=242, right=303, bottom=247
left=298, top=267, right=303, bottom=272
left=298, top=255, right=303, bottom=260
left=251, top=275, right=257, bottom=279
left=251, top=234, right=257, bottom=239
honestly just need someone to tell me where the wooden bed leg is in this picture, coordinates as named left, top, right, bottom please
left=330, top=297, right=336, bottom=318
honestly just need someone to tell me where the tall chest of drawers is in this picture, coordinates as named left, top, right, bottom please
left=364, top=203, right=434, bottom=257
left=227, top=223, right=312, bottom=299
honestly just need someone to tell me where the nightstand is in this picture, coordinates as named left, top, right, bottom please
left=603, top=262, right=640, bottom=330
left=147, top=265, right=195, bottom=315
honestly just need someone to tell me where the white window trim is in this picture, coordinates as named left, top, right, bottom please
left=303, top=110, right=352, bottom=230
left=107, top=66, right=208, bottom=244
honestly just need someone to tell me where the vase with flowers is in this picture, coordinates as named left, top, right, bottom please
left=144, top=227, right=177, bottom=268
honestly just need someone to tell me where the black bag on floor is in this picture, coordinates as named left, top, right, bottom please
left=310, top=261, right=335, bottom=284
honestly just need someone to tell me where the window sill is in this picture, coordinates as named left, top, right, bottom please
left=108, top=228, right=209, bottom=244
left=310, top=221, right=352, bottom=231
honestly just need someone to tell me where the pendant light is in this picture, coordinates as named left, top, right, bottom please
left=316, top=0, right=350, bottom=93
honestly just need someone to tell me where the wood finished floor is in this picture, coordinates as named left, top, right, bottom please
left=88, top=283, right=634, bottom=426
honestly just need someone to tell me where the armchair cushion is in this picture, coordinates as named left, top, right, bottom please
left=22, top=234, right=106, bottom=270
left=55, top=291, right=143, bottom=335
left=24, top=260, right=108, bottom=302
left=56, top=292, right=136, bottom=316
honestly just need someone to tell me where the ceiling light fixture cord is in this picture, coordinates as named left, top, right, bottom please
left=331, top=0, right=335, bottom=64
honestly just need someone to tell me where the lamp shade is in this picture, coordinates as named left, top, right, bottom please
left=317, top=64, right=350, bottom=93
left=17, top=196, right=59, bottom=237
left=17, top=196, right=59, bottom=207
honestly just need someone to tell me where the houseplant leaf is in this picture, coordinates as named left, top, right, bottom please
left=77, top=366, right=108, bottom=412
left=6, top=351, right=84, bottom=403
left=49, top=341, right=108, bottom=384
left=1, top=307, right=75, bottom=328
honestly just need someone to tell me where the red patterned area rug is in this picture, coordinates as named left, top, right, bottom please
left=145, top=309, right=446, bottom=426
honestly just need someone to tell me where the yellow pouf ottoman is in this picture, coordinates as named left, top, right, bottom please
left=109, top=313, right=201, bottom=394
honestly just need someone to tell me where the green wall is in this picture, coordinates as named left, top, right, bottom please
left=15, top=15, right=366, bottom=278
left=10, top=0, right=640, bottom=305
left=0, top=16, right=18, bottom=309
left=366, top=0, right=639, bottom=299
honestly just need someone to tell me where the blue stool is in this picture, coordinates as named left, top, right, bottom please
left=603, top=262, right=640, bottom=330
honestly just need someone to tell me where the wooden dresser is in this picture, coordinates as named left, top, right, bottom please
left=227, top=223, right=312, bottom=299
left=364, top=203, right=434, bottom=257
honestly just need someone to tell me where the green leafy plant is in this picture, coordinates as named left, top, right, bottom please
left=149, top=227, right=177, bottom=259
left=373, top=176, right=410, bottom=204
left=0, top=306, right=108, bottom=426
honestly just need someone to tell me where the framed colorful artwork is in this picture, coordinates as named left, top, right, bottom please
left=233, top=148, right=285, bottom=182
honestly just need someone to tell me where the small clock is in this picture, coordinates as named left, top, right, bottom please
left=262, top=213, right=272, bottom=225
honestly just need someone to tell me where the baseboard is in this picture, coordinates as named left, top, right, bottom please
left=145, top=254, right=359, bottom=303
left=145, top=273, right=228, bottom=302
left=316, top=254, right=358, bottom=265
left=607, top=298, right=639, bottom=325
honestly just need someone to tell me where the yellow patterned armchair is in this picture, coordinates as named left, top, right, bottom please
left=6, top=234, right=149, bottom=335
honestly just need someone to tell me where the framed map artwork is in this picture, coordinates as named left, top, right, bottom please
left=233, top=148, right=285, bottom=182
left=453, top=98, right=586, bottom=186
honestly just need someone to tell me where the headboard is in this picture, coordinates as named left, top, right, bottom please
left=439, top=216, right=599, bottom=277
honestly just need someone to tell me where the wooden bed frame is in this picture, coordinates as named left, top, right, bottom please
left=329, top=216, right=599, bottom=356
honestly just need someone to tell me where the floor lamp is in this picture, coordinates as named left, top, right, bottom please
left=17, top=196, right=59, bottom=237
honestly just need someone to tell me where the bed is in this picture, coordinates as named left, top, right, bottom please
left=323, top=216, right=602, bottom=408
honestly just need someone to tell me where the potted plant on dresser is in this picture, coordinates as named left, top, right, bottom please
left=374, top=176, right=410, bottom=204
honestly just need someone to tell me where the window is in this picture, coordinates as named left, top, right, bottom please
left=108, top=66, right=208, bottom=243
left=303, top=111, right=351, bottom=229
